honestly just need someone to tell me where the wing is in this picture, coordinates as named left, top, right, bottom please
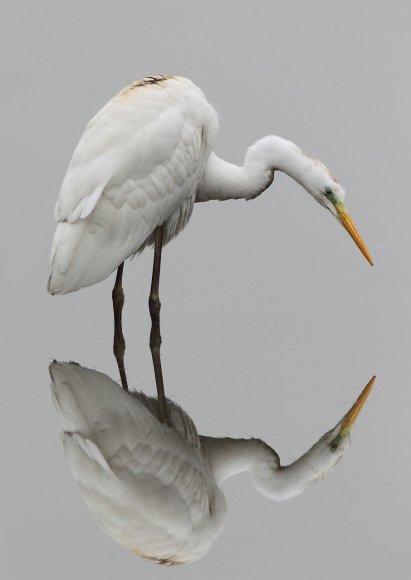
left=49, top=76, right=218, bottom=294
left=50, top=362, right=221, bottom=563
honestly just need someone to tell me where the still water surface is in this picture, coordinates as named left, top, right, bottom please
left=2, top=2, right=411, bottom=578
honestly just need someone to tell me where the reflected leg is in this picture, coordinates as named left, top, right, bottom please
left=112, top=262, right=128, bottom=391
left=149, top=225, right=168, bottom=422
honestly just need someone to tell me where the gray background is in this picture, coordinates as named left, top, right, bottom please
left=1, top=0, right=410, bottom=578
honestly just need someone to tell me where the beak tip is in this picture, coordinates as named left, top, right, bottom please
left=336, top=204, right=373, bottom=266
left=340, top=375, right=375, bottom=434
left=363, top=250, right=373, bottom=266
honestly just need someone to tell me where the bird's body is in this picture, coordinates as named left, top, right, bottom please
left=51, top=364, right=226, bottom=564
left=49, top=75, right=218, bottom=294
left=48, top=74, right=372, bottom=295
left=50, top=362, right=227, bottom=564
left=50, top=362, right=374, bottom=565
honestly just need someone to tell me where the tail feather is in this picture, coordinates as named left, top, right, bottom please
left=48, top=220, right=121, bottom=294
left=50, top=362, right=128, bottom=436
left=48, top=196, right=155, bottom=295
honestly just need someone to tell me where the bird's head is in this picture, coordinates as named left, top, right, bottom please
left=247, top=136, right=374, bottom=265
left=310, top=169, right=373, bottom=266
left=250, top=375, right=375, bottom=502
left=315, top=375, right=376, bottom=473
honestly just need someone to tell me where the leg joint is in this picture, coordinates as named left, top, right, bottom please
left=150, top=332, right=162, bottom=350
left=149, top=293, right=161, bottom=313
left=112, top=287, right=124, bottom=307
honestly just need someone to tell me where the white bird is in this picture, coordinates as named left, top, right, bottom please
left=50, top=362, right=375, bottom=566
left=48, top=75, right=373, bottom=395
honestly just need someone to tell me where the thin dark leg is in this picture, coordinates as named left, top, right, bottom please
left=149, top=225, right=168, bottom=422
left=112, top=262, right=128, bottom=391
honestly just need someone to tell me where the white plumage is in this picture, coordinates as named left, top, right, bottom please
left=49, top=76, right=217, bottom=293
left=50, top=362, right=374, bottom=565
left=50, top=362, right=226, bottom=564
left=48, top=74, right=372, bottom=295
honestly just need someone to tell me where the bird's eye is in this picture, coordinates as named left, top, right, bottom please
left=324, top=187, right=333, bottom=197
left=330, top=442, right=338, bottom=452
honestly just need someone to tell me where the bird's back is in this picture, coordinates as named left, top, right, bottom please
left=49, top=76, right=218, bottom=294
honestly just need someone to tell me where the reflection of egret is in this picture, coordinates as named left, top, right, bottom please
left=48, top=75, right=373, bottom=395
left=50, top=362, right=374, bottom=566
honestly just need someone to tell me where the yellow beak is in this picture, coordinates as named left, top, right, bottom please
left=339, top=375, right=376, bottom=437
left=335, top=203, right=374, bottom=266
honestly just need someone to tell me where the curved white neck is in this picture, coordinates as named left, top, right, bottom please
left=196, top=135, right=328, bottom=203
left=200, top=436, right=341, bottom=502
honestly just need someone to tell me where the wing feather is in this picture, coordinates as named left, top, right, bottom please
left=49, top=77, right=218, bottom=294
left=50, top=363, right=215, bottom=526
left=50, top=362, right=226, bottom=563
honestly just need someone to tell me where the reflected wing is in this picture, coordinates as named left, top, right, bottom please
left=50, top=362, right=220, bottom=562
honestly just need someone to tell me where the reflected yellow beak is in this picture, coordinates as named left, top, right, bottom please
left=335, top=203, right=373, bottom=266
left=340, top=375, right=376, bottom=437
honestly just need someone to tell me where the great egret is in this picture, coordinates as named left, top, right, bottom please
left=48, top=75, right=373, bottom=395
left=50, top=362, right=375, bottom=566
